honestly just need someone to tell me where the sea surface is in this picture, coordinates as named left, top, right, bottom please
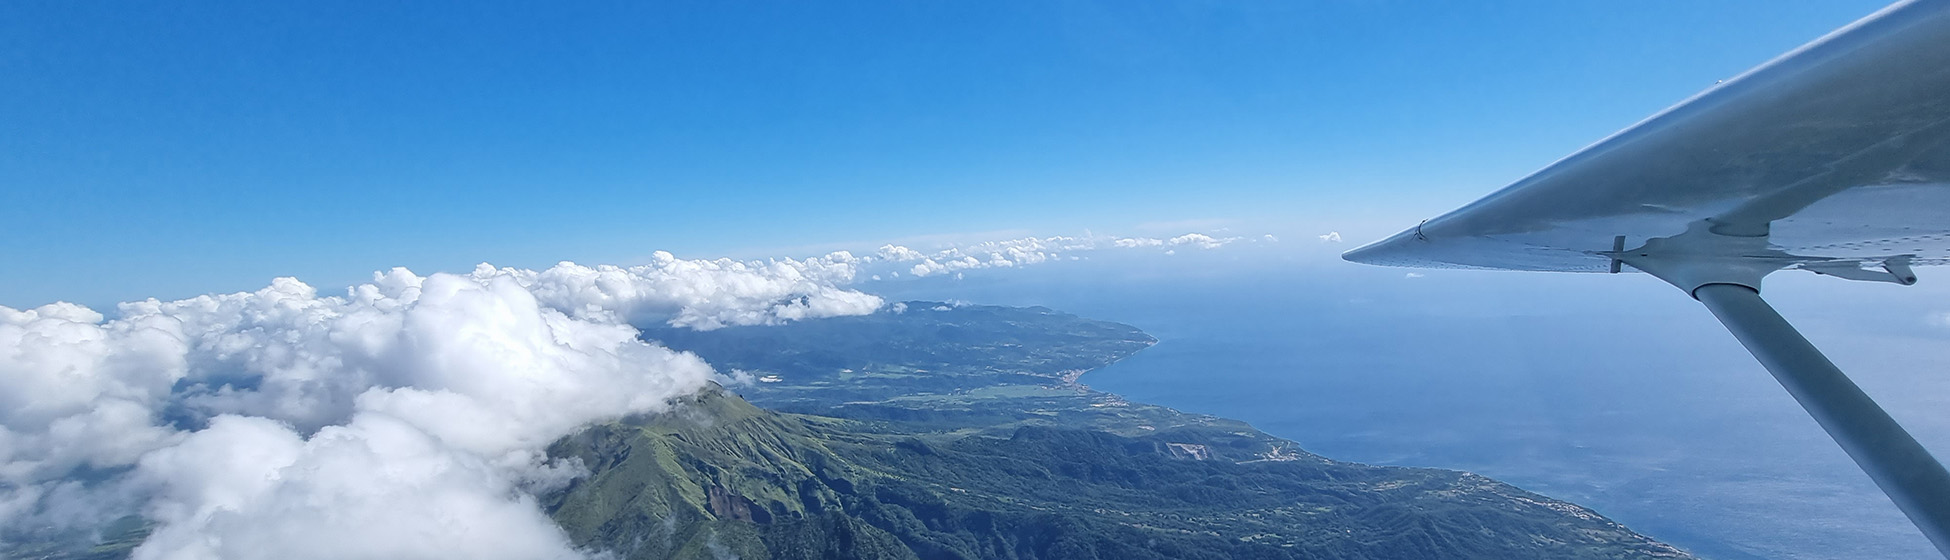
left=873, top=246, right=1950, bottom=560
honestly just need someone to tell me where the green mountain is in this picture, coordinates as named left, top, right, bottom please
left=542, top=302, right=1693, bottom=559
left=545, top=387, right=1687, bottom=560
left=11, top=302, right=1697, bottom=560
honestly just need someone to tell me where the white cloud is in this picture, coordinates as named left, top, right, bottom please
left=1318, top=232, right=1342, bottom=243
left=0, top=303, right=187, bottom=492
left=1166, top=233, right=1230, bottom=249
left=486, top=251, right=880, bottom=330
left=132, top=414, right=586, bottom=560
left=1, top=252, right=885, bottom=559
left=1, top=229, right=1249, bottom=558
left=873, top=232, right=1244, bottom=278
left=1405, top=272, right=1426, bottom=279
left=875, top=245, right=928, bottom=261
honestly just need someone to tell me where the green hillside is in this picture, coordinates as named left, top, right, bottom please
left=12, top=302, right=1697, bottom=559
left=544, top=387, right=1690, bottom=559
left=575, top=302, right=1696, bottom=559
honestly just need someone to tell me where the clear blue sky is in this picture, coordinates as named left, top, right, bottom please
left=0, top=0, right=1891, bottom=308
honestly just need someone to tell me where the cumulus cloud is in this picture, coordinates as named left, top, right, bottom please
left=133, top=414, right=586, bottom=560
left=872, top=232, right=1243, bottom=278
left=485, top=251, right=880, bottom=330
left=1318, top=231, right=1342, bottom=242
left=1, top=229, right=1246, bottom=558
left=1166, top=233, right=1228, bottom=249
left=1, top=253, right=883, bottom=559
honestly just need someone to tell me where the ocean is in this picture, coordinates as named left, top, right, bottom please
left=872, top=246, right=1950, bottom=560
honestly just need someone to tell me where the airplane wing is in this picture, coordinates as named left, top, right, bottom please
left=1342, top=1, right=1950, bottom=557
left=1345, top=0, right=1950, bottom=286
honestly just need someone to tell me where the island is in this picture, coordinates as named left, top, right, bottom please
left=543, top=302, right=1694, bottom=559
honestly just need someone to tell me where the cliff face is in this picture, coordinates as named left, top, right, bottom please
left=544, top=387, right=1691, bottom=560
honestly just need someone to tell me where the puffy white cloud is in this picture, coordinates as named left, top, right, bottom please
left=1, top=230, right=1242, bottom=557
left=131, top=414, right=585, bottom=560
left=874, top=232, right=1242, bottom=278
left=875, top=245, right=927, bottom=262
left=0, top=303, right=186, bottom=495
left=1166, top=233, right=1230, bottom=249
left=1318, top=231, right=1342, bottom=243
left=482, top=251, right=880, bottom=330
left=1, top=251, right=882, bottom=559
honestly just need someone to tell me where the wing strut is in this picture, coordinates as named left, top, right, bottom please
left=1692, top=283, right=1950, bottom=556
left=1342, top=1, right=1950, bottom=552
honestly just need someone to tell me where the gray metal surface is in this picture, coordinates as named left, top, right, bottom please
left=1341, top=1, right=1950, bottom=556
left=1345, top=0, right=1950, bottom=277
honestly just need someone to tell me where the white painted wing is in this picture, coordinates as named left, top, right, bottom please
left=1344, top=0, right=1950, bottom=277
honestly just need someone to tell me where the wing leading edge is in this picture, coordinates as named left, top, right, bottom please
left=1341, top=2, right=1950, bottom=556
left=1345, top=0, right=1950, bottom=285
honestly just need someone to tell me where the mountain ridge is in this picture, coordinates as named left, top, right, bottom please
left=545, top=384, right=1691, bottom=559
left=542, top=302, right=1694, bottom=559
left=8, top=301, right=1698, bottom=560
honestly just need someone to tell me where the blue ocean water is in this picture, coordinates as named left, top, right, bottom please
left=873, top=248, right=1950, bottom=560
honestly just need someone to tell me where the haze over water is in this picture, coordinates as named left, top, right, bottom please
left=876, top=244, right=1950, bottom=560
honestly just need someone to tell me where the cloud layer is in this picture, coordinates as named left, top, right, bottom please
left=485, top=250, right=878, bottom=330
left=0, top=254, right=886, bottom=559
left=869, top=232, right=1248, bottom=278
left=0, top=230, right=1251, bottom=559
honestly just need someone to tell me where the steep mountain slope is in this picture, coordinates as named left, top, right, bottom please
left=13, top=302, right=1697, bottom=559
left=545, top=387, right=1690, bottom=559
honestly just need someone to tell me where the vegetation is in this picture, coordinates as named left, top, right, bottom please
left=546, top=387, right=1688, bottom=560
left=11, top=302, right=1694, bottom=559
left=547, top=302, right=1693, bottom=559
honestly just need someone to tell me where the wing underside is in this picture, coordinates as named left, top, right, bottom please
left=1341, top=3, right=1950, bottom=555
left=1344, top=1, right=1950, bottom=281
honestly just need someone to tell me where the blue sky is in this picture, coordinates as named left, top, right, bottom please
left=6, top=4, right=1947, bottom=557
left=0, top=0, right=1892, bottom=307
